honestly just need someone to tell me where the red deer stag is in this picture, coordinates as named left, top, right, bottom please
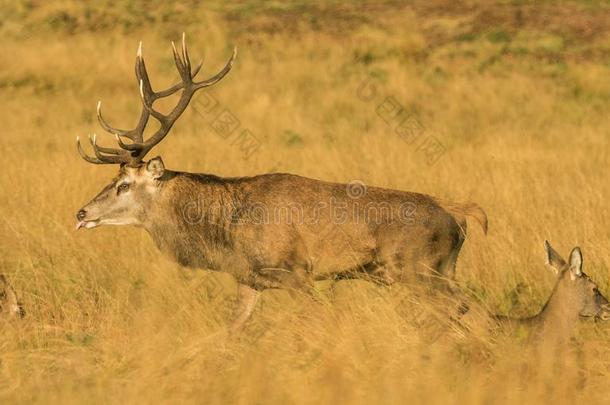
left=75, top=35, right=487, bottom=332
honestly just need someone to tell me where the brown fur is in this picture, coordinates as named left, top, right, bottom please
left=75, top=38, right=488, bottom=330
left=0, top=274, right=24, bottom=319
left=78, top=164, right=487, bottom=291
left=493, top=242, right=609, bottom=342
left=77, top=161, right=488, bottom=331
left=141, top=170, right=485, bottom=291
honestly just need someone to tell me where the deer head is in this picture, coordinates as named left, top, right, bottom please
left=75, top=34, right=235, bottom=230
left=544, top=241, right=610, bottom=321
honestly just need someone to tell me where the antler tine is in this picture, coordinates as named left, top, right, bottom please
left=77, top=136, right=106, bottom=164
left=92, top=41, right=153, bottom=144
left=89, top=134, right=131, bottom=164
left=136, top=42, right=155, bottom=103
left=114, top=134, right=139, bottom=151
left=77, top=135, right=129, bottom=164
left=138, top=80, right=166, bottom=122
left=130, top=43, right=236, bottom=158
left=78, top=36, right=236, bottom=166
left=89, top=133, right=126, bottom=155
left=171, top=40, right=191, bottom=82
left=194, top=47, right=237, bottom=89
left=155, top=60, right=203, bottom=98
left=96, top=101, right=130, bottom=137
left=181, top=33, right=191, bottom=75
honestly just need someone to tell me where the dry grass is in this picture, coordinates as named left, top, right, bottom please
left=1, top=1, right=610, bottom=403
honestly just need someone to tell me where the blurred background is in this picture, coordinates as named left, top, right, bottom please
left=0, top=1, right=609, bottom=403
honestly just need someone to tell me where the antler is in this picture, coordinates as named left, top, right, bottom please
left=77, top=33, right=236, bottom=165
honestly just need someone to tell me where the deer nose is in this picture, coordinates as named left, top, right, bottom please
left=76, top=209, right=87, bottom=221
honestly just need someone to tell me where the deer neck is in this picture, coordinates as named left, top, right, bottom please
left=533, top=282, right=580, bottom=339
left=142, top=172, right=239, bottom=269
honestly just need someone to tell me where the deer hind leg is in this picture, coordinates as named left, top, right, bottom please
left=434, top=247, right=473, bottom=319
left=392, top=247, right=471, bottom=318
left=229, top=283, right=260, bottom=335
left=415, top=225, right=466, bottom=295
left=436, top=229, right=472, bottom=317
left=436, top=249, right=463, bottom=295
left=439, top=227, right=465, bottom=281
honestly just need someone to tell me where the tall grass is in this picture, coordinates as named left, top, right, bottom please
left=1, top=1, right=609, bottom=403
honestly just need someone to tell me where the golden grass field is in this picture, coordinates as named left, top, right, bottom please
left=1, top=0, right=610, bottom=403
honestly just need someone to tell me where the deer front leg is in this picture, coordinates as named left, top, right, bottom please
left=229, top=283, right=260, bottom=335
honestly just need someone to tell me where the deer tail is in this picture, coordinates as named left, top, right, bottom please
left=433, top=198, right=488, bottom=235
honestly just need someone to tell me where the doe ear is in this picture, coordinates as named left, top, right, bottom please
left=544, top=240, right=566, bottom=274
left=568, top=247, right=583, bottom=278
left=146, top=156, right=165, bottom=179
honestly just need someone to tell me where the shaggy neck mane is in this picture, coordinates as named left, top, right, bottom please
left=144, top=171, right=243, bottom=268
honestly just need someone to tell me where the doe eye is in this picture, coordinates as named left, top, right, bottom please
left=117, top=183, right=130, bottom=193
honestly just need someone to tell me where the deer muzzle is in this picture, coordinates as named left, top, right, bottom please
left=75, top=209, right=99, bottom=230
left=599, top=304, right=610, bottom=322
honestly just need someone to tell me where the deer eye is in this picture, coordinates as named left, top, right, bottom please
left=117, top=183, right=130, bottom=194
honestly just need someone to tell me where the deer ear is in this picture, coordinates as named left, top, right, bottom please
left=544, top=240, right=566, bottom=274
left=146, top=156, right=165, bottom=179
left=568, top=247, right=583, bottom=278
